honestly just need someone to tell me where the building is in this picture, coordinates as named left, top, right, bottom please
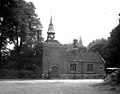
left=41, top=17, right=105, bottom=79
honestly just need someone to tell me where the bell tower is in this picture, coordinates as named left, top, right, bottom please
left=47, top=16, right=55, bottom=40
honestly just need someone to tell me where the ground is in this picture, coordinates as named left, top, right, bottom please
left=0, top=79, right=119, bottom=94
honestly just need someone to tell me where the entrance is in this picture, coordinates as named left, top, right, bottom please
left=51, top=65, right=59, bottom=78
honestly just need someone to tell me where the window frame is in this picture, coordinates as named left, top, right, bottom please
left=87, top=63, right=94, bottom=73
left=70, top=63, right=77, bottom=72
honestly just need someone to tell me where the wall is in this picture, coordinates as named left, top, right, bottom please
left=42, top=42, right=105, bottom=79
left=60, top=61, right=105, bottom=79
left=82, top=62, right=105, bottom=74
left=42, top=43, right=68, bottom=76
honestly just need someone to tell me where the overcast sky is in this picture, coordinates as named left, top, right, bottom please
left=26, top=0, right=120, bottom=46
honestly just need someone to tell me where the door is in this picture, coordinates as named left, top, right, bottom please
left=51, top=66, right=59, bottom=78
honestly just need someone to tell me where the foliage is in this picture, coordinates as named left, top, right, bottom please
left=0, top=43, right=43, bottom=79
left=0, top=0, right=42, bottom=58
left=87, top=38, right=109, bottom=67
left=87, top=38, right=108, bottom=52
left=104, top=70, right=120, bottom=85
left=107, top=23, right=120, bottom=67
left=0, top=0, right=43, bottom=79
left=87, top=13, right=120, bottom=84
left=87, top=14, right=120, bottom=68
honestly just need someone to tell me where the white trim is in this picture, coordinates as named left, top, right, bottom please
left=97, top=52, right=105, bottom=63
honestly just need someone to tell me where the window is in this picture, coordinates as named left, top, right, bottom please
left=70, top=64, right=77, bottom=71
left=87, top=64, right=93, bottom=72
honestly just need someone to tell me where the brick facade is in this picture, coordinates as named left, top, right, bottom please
left=42, top=41, right=105, bottom=79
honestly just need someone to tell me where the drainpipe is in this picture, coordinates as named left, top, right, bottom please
left=47, top=59, right=50, bottom=78
left=81, top=62, right=83, bottom=78
left=47, top=59, right=50, bottom=71
left=79, top=59, right=84, bottom=79
left=73, top=69, right=76, bottom=79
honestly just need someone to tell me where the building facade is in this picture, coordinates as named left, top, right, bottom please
left=42, top=17, right=105, bottom=79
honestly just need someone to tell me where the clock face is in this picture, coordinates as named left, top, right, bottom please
left=50, top=35, right=55, bottom=39
left=48, top=34, right=55, bottom=39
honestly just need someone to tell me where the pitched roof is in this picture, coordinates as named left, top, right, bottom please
left=43, top=42, right=104, bottom=63
left=67, top=51, right=103, bottom=63
left=79, top=52, right=103, bottom=63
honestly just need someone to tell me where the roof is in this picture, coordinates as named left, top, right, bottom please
left=79, top=52, right=103, bottom=63
left=43, top=42, right=104, bottom=63
left=45, top=39, right=60, bottom=44
left=67, top=51, right=103, bottom=63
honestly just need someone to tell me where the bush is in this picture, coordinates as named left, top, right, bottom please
left=104, top=69, right=120, bottom=85
left=0, top=69, right=18, bottom=79
left=0, top=68, right=42, bottom=79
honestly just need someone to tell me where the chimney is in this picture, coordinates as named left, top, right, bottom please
left=73, top=39, right=78, bottom=48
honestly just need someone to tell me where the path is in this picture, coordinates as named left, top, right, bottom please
left=0, top=79, right=119, bottom=94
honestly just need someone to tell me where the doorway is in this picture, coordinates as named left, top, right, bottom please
left=50, top=65, right=59, bottom=78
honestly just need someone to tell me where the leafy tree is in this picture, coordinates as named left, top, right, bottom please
left=87, top=38, right=108, bottom=52
left=0, top=0, right=42, bottom=67
left=0, top=0, right=15, bottom=67
left=9, top=0, right=42, bottom=53
left=0, top=0, right=43, bottom=78
left=87, top=38, right=109, bottom=67
left=107, top=23, right=120, bottom=67
left=0, top=0, right=42, bottom=54
left=87, top=38, right=108, bottom=58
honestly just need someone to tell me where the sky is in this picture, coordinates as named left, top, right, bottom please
left=26, top=0, right=120, bottom=46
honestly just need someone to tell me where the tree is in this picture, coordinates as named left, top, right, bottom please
left=0, top=0, right=42, bottom=54
left=9, top=0, right=42, bottom=53
left=107, top=23, right=120, bottom=67
left=0, top=0, right=14, bottom=67
left=0, top=0, right=42, bottom=67
left=87, top=38, right=109, bottom=67
left=87, top=38, right=108, bottom=52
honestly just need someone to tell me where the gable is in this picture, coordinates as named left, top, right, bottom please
left=43, top=44, right=67, bottom=61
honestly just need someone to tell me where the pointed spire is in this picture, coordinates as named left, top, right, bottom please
left=48, top=16, right=54, bottom=32
left=47, top=15, right=55, bottom=40
left=50, top=16, right=53, bottom=25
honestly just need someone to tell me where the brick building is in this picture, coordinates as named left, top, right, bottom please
left=41, top=17, right=105, bottom=79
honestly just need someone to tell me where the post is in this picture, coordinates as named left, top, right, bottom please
left=81, top=62, right=83, bottom=78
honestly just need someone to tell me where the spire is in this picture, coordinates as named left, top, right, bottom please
left=47, top=15, right=55, bottom=40
left=48, top=16, right=54, bottom=32
left=78, top=36, right=83, bottom=47
left=50, top=16, right=53, bottom=25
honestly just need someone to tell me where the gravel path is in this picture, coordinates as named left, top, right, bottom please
left=0, top=79, right=119, bottom=94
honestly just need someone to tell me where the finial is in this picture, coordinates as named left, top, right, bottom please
left=51, top=9, right=52, bottom=17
